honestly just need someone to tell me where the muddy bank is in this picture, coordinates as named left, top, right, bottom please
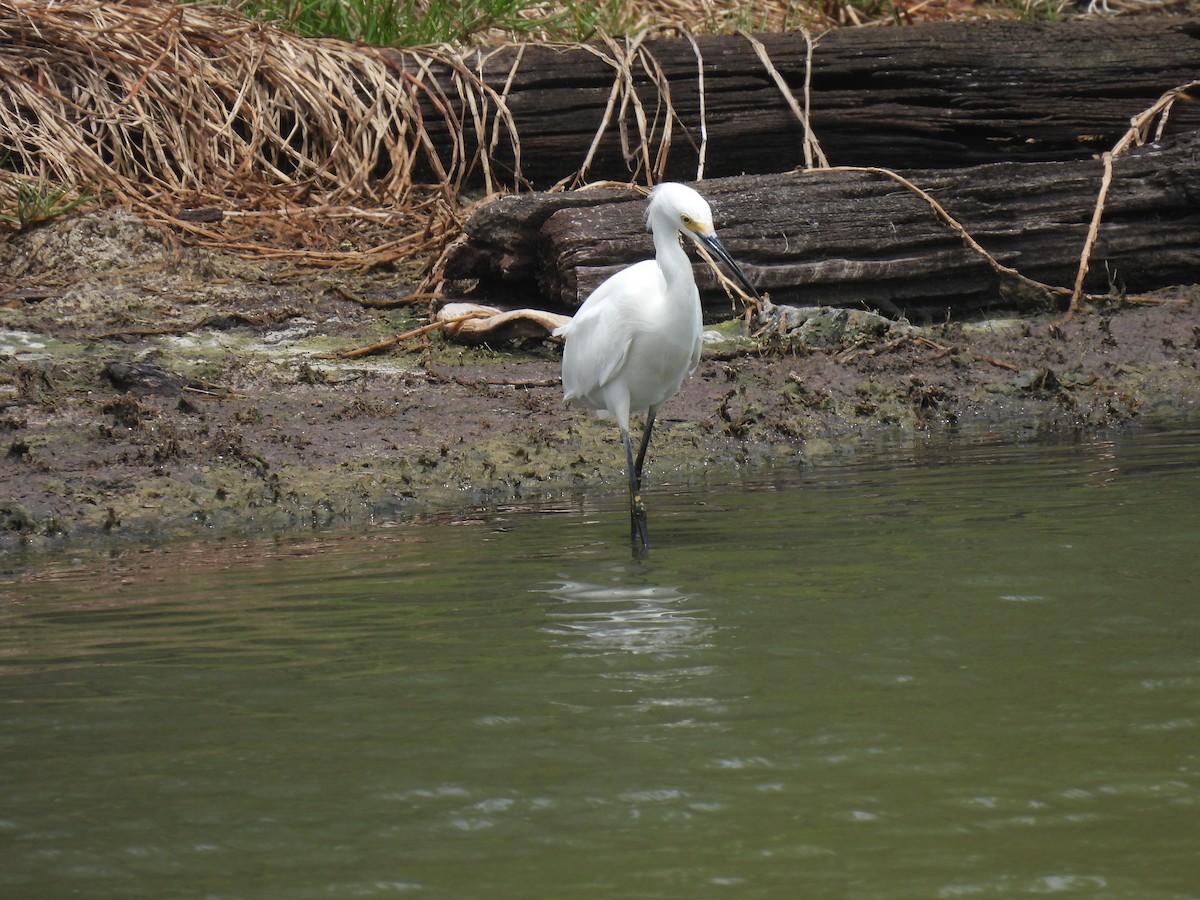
left=2, top=210, right=1198, bottom=556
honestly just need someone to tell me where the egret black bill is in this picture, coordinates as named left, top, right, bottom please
left=699, top=233, right=760, bottom=301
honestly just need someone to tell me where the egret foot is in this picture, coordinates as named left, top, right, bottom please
left=630, top=491, right=650, bottom=557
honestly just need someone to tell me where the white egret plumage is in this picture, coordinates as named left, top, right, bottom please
left=553, top=182, right=760, bottom=556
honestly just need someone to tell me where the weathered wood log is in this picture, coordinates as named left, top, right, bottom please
left=382, top=20, right=1200, bottom=187
left=443, top=131, right=1200, bottom=320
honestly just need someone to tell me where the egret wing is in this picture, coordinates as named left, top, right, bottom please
left=557, top=261, right=661, bottom=404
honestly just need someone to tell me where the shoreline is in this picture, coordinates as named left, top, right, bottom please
left=2, top=211, right=1198, bottom=560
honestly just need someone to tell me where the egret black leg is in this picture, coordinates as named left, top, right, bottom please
left=633, top=407, right=658, bottom=490
left=622, top=427, right=650, bottom=557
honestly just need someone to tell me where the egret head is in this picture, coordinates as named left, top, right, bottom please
left=646, top=182, right=715, bottom=238
left=646, top=183, right=760, bottom=301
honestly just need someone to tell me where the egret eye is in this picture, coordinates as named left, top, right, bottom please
left=680, top=213, right=694, bottom=226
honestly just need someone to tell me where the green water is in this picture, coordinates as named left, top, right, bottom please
left=2, top=429, right=1199, bottom=898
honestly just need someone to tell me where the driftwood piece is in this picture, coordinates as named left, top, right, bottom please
left=444, top=131, right=1200, bottom=319
left=382, top=20, right=1200, bottom=187
left=435, top=302, right=570, bottom=344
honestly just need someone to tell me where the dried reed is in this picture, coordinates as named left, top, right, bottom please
left=0, top=0, right=829, bottom=267
left=0, top=0, right=1134, bottom=283
left=0, top=0, right=502, bottom=259
left=1068, top=80, right=1200, bottom=313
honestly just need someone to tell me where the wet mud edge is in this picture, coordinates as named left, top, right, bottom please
left=2, top=210, right=1198, bottom=556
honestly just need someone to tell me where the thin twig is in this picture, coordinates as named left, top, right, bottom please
left=824, top=165, right=1070, bottom=303
left=324, top=285, right=441, bottom=308
left=322, top=312, right=489, bottom=360
left=1067, top=80, right=1200, bottom=315
left=743, top=30, right=828, bottom=170
left=681, top=29, right=707, bottom=180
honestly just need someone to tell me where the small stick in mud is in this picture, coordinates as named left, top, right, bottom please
left=323, top=312, right=490, bottom=360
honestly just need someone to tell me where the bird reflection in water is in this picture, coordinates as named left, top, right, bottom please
left=538, top=579, right=714, bottom=656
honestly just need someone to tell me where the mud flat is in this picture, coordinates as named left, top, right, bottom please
left=2, top=210, right=1198, bottom=556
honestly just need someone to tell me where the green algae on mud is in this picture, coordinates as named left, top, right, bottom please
left=2, top=210, right=1200, bottom=555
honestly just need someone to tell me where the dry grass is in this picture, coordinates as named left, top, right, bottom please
left=0, top=0, right=486, bottom=259
left=0, top=0, right=1174, bottom=272
left=0, top=1, right=447, bottom=205
left=0, top=0, right=843, bottom=263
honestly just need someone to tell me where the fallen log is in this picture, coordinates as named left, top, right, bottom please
left=382, top=19, right=1200, bottom=188
left=443, top=131, right=1200, bottom=320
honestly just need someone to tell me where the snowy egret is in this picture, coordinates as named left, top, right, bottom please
left=553, top=182, right=759, bottom=556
